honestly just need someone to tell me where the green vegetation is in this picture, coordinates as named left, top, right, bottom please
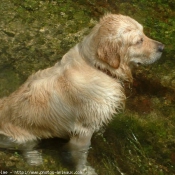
left=0, top=0, right=175, bottom=174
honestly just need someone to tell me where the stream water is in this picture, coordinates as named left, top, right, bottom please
left=0, top=0, right=175, bottom=175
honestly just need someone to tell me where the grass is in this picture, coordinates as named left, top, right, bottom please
left=0, top=0, right=175, bottom=174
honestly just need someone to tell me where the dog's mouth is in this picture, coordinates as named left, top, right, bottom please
left=130, top=53, right=162, bottom=67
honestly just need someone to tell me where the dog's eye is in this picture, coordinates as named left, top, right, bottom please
left=136, top=38, right=143, bottom=45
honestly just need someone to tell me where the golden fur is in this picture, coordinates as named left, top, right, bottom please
left=0, top=14, right=164, bottom=149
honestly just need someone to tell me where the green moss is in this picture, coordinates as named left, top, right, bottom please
left=0, top=0, right=175, bottom=174
left=0, top=67, right=22, bottom=97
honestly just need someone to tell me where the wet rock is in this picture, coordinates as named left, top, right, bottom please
left=0, top=0, right=93, bottom=79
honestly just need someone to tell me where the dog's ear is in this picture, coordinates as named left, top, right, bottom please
left=97, top=39, right=120, bottom=69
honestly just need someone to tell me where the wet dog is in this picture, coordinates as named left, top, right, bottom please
left=0, top=14, right=164, bottom=172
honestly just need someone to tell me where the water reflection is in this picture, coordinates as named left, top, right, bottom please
left=23, top=150, right=43, bottom=166
left=0, top=136, right=97, bottom=175
left=62, top=149, right=97, bottom=175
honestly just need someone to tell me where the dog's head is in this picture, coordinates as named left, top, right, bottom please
left=96, top=14, right=164, bottom=69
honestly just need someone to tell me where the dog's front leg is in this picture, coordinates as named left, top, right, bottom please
left=68, top=133, right=92, bottom=170
left=63, top=132, right=97, bottom=174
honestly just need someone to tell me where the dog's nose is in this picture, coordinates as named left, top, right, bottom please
left=158, top=44, right=164, bottom=52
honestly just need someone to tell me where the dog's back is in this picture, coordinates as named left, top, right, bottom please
left=0, top=45, right=125, bottom=144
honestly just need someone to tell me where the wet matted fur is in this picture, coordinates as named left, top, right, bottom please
left=0, top=14, right=164, bottom=152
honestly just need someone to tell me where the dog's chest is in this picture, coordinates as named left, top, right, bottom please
left=67, top=68, right=125, bottom=122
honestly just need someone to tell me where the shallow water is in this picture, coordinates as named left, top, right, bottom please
left=0, top=0, right=175, bottom=175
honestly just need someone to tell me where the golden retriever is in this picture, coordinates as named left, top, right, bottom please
left=0, top=14, right=164, bottom=168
